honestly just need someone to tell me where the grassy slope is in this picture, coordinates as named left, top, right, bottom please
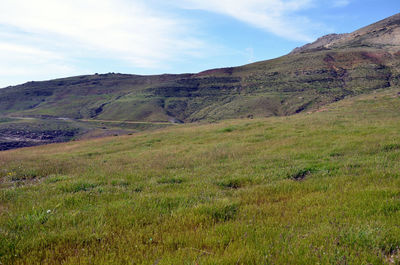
left=1, top=87, right=400, bottom=264
left=0, top=46, right=398, bottom=151
left=1, top=47, right=399, bottom=124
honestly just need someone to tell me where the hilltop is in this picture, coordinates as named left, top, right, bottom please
left=292, top=13, right=400, bottom=53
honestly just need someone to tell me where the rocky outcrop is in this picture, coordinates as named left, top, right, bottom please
left=291, top=13, right=400, bottom=54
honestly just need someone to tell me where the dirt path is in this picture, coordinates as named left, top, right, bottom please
left=9, top=116, right=179, bottom=126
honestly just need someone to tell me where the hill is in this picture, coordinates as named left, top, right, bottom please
left=1, top=86, right=400, bottom=264
left=0, top=13, right=399, bottom=150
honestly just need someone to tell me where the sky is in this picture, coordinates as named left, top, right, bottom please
left=0, top=0, right=399, bottom=87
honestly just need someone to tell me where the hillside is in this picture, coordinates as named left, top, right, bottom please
left=1, top=86, right=400, bottom=264
left=0, top=13, right=399, bottom=150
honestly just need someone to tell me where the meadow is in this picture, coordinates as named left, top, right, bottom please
left=1, top=87, right=400, bottom=264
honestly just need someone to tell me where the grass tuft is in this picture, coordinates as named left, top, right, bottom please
left=157, top=177, right=184, bottom=184
left=383, top=143, right=400, bottom=152
left=217, top=177, right=252, bottom=189
left=198, top=203, right=239, bottom=222
left=288, top=167, right=315, bottom=181
left=60, top=181, right=99, bottom=193
left=218, top=126, right=236, bottom=133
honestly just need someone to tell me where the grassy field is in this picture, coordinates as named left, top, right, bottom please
left=1, top=87, right=400, bottom=264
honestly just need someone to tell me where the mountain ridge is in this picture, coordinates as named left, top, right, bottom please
left=291, top=13, right=400, bottom=54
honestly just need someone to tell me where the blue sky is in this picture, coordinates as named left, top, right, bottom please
left=0, top=0, right=398, bottom=87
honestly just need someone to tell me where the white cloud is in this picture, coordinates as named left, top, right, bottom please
left=172, top=0, right=317, bottom=42
left=0, top=0, right=329, bottom=87
left=0, top=0, right=206, bottom=86
left=0, top=0, right=205, bottom=67
left=332, top=0, right=350, bottom=7
left=0, top=42, right=64, bottom=62
left=0, top=40, right=77, bottom=87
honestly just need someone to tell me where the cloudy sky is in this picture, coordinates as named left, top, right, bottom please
left=0, top=0, right=398, bottom=87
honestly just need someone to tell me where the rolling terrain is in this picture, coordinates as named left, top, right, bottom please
left=0, top=13, right=399, bottom=150
left=1, top=86, right=400, bottom=264
left=1, top=12, right=400, bottom=264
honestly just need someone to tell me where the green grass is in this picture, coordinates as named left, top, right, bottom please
left=1, top=88, right=400, bottom=264
left=1, top=45, right=399, bottom=124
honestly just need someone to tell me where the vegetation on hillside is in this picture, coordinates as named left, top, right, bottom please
left=1, top=88, right=400, bottom=264
left=0, top=13, right=399, bottom=150
left=1, top=47, right=398, bottom=124
left=1, top=45, right=399, bottom=150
